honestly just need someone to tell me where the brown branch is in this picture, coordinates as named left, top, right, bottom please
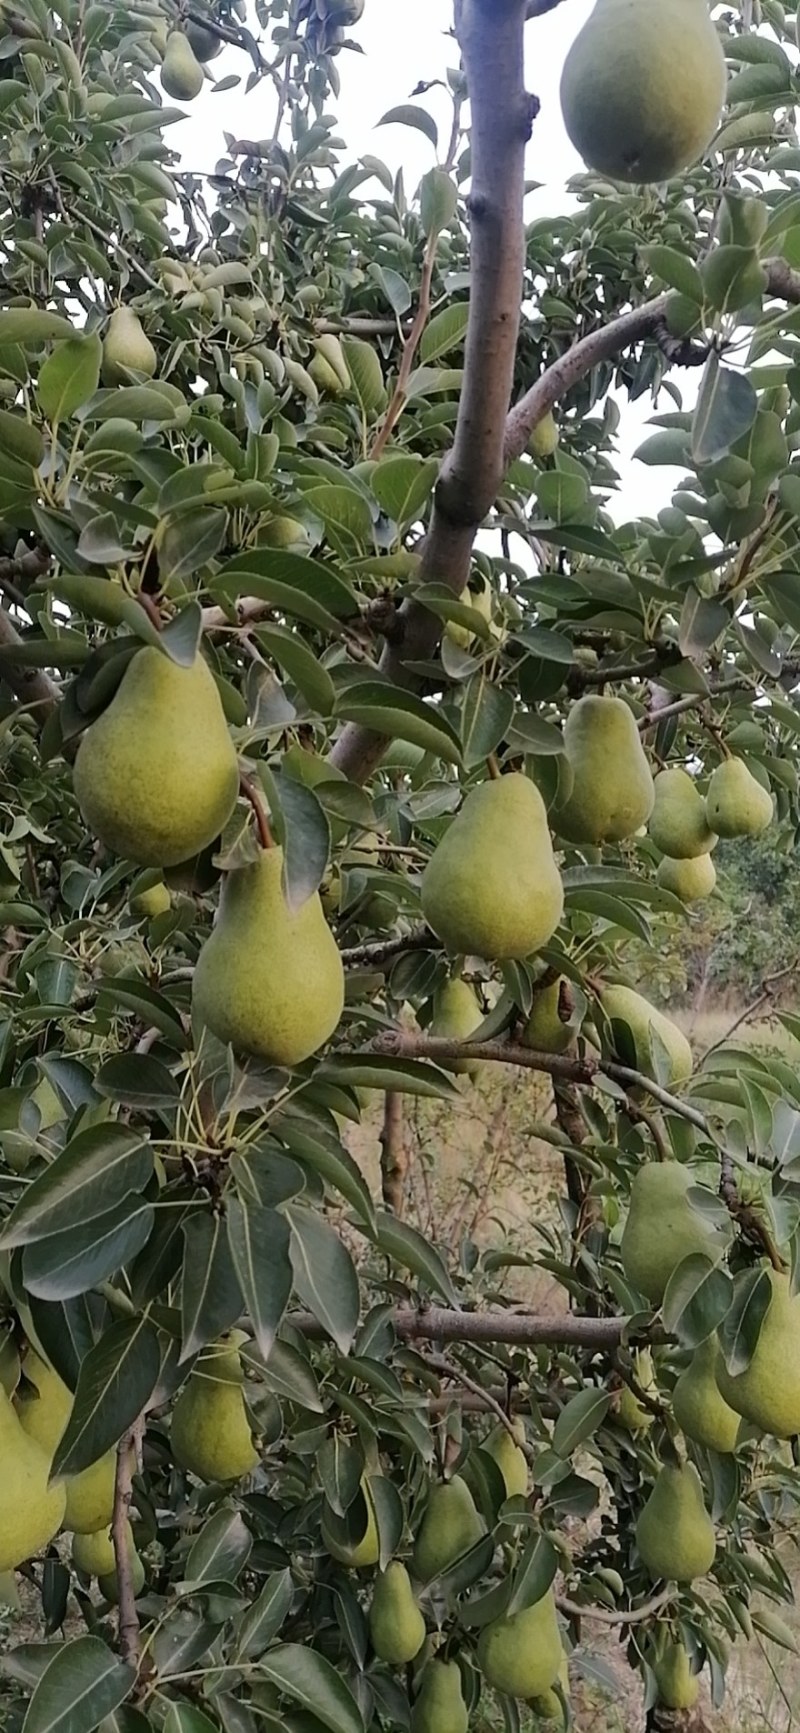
left=557, top=1585, right=674, bottom=1626
left=340, top=927, right=434, bottom=968
left=370, top=232, right=440, bottom=460
left=419, top=1352, right=532, bottom=1456
left=112, top=1425, right=140, bottom=1669
left=239, top=774, right=273, bottom=849
left=0, top=607, right=59, bottom=719
left=290, top=1305, right=661, bottom=1347
left=379, top=1091, right=407, bottom=1215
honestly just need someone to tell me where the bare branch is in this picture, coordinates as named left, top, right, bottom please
left=340, top=927, right=433, bottom=968
left=557, top=1585, right=675, bottom=1626
left=419, top=1352, right=532, bottom=1455
left=0, top=607, right=59, bottom=719
left=112, top=1425, right=140, bottom=1669
left=380, top=1091, right=408, bottom=1214
left=291, top=1305, right=660, bottom=1348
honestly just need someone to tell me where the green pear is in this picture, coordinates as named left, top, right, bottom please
left=411, top=1474, right=485, bottom=1582
left=0, top=1386, right=66, bottom=1571
left=73, top=648, right=239, bottom=868
left=192, top=847, right=344, bottom=1066
left=635, top=1462, right=715, bottom=1582
left=369, top=1561, right=426, bottom=1664
left=600, top=983, right=692, bottom=1088
left=554, top=696, right=654, bottom=845
left=429, top=977, right=484, bottom=1078
left=705, top=758, right=772, bottom=839
left=160, top=30, right=204, bottom=100
left=445, top=574, right=494, bottom=651
left=410, top=1660, right=468, bottom=1733
left=477, top=1590, right=563, bottom=1698
left=185, top=18, right=222, bottom=59
left=102, top=307, right=157, bottom=386
left=98, top=1551, right=146, bottom=1604
left=522, top=977, right=573, bottom=1053
left=485, top=1419, right=528, bottom=1497
left=656, top=853, right=716, bottom=903
left=308, top=334, right=351, bottom=395
left=16, top=1351, right=118, bottom=1534
left=614, top=1349, right=656, bottom=1433
left=171, top=1337, right=258, bottom=1483
left=130, top=880, right=171, bottom=919
left=256, top=516, right=311, bottom=551
left=322, top=1476, right=379, bottom=1568
left=672, top=1336, right=740, bottom=1453
left=653, top=1640, right=699, bottom=1710
left=716, top=1269, right=800, bottom=1437
left=72, top=1519, right=134, bottom=1578
left=421, top=774, right=563, bottom=961
left=621, top=1162, right=727, bottom=1305
left=530, top=1656, right=569, bottom=1723
left=649, top=767, right=717, bottom=859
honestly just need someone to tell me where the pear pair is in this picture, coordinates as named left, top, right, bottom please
left=16, top=1350, right=119, bottom=1533
left=421, top=773, right=563, bottom=961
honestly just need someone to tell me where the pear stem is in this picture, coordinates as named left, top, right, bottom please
left=239, top=774, right=274, bottom=849
left=112, top=1419, right=142, bottom=1672
left=485, top=753, right=501, bottom=780
left=136, top=590, right=162, bottom=632
left=719, top=1151, right=785, bottom=1271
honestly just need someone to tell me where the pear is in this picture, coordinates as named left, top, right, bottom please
left=445, top=574, right=494, bottom=651
left=649, top=768, right=717, bottom=859
left=73, top=648, right=239, bottom=868
left=560, top=0, right=726, bottom=183
left=614, top=1349, right=656, bottom=1433
left=653, top=1641, right=699, bottom=1710
left=171, top=1337, right=258, bottom=1483
left=621, top=1162, right=727, bottom=1305
left=369, top=1561, right=426, bottom=1664
left=322, top=1476, right=379, bottom=1568
left=0, top=1387, right=66, bottom=1571
left=73, top=1519, right=134, bottom=1579
left=192, top=847, right=344, bottom=1066
left=421, top=774, right=563, bottom=961
left=99, top=1551, right=146, bottom=1604
left=130, top=880, right=171, bottom=919
left=485, top=1419, right=528, bottom=1498
left=256, top=516, right=311, bottom=551
left=705, top=758, right=773, bottom=839
left=102, top=307, right=157, bottom=386
left=429, top=977, right=484, bottom=1078
left=477, top=1590, right=563, bottom=1699
left=523, top=976, right=573, bottom=1054
left=672, top=1336, right=741, bottom=1453
left=160, top=30, right=204, bottom=100
left=554, top=696, right=654, bottom=845
left=411, top=1660, right=468, bottom=1733
left=185, top=18, right=222, bottom=60
left=16, top=1351, right=118, bottom=1534
left=530, top=1656, right=569, bottom=1722
left=529, top=411, right=559, bottom=459
left=635, top=1462, right=715, bottom=1582
left=657, top=853, right=716, bottom=904
left=716, top=1269, right=800, bottom=1438
left=600, top=983, right=692, bottom=1089
left=308, top=334, right=351, bottom=395
left=411, top=1474, right=484, bottom=1582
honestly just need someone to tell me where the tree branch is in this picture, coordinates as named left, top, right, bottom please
left=340, top=926, right=433, bottom=968
left=557, top=1585, right=674, bottom=1626
left=419, top=1351, right=533, bottom=1456
left=112, top=1425, right=140, bottom=1669
left=290, top=1305, right=659, bottom=1347
left=379, top=1090, right=407, bottom=1214
left=0, top=606, right=59, bottom=718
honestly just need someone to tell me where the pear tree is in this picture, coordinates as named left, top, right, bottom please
left=3, top=0, right=800, bottom=1730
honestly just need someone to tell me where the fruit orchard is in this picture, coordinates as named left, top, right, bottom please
left=6, top=0, right=800, bottom=1729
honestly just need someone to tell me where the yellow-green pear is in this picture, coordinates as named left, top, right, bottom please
left=192, top=847, right=344, bottom=1066
left=410, top=1660, right=468, bottom=1733
left=0, top=1387, right=66, bottom=1571
left=716, top=1269, right=800, bottom=1438
left=560, top=0, right=726, bottom=183
left=657, top=853, right=716, bottom=903
left=614, top=1349, right=656, bottom=1433
left=16, top=1351, right=118, bottom=1534
left=523, top=976, right=573, bottom=1053
left=635, top=1462, right=715, bottom=1582
left=673, top=1336, right=741, bottom=1453
left=554, top=696, right=654, bottom=845
left=653, top=1641, right=699, bottom=1710
left=529, top=411, right=559, bottom=459
left=160, top=30, right=204, bottom=100
left=102, top=307, right=157, bottom=386
left=130, top=880, right=172, bottom=918
left=705, top=758, right=773, bottom=839
left=649, top=768, right=717, bottom=859
left=99, top=1551, right=146, bottom=1604
left=322, top=1476, right=379, bottom=1568
left=621, top=1162, right=727, bottom=1305
left=73, top=1519, right=134, bottom=1579
left=485, top=1418, right=528, bottom=1498
left=308, top=334, right=351, bottom=395
left=600, top=983, right=692, bottom=1088
left=530, top=1657, right=569, bottom=1722
left=445, top=574, right=494, bottom=651
left=477, top=1590, right=563, bottom=1699
left=369, top=1561, right=426, bottom=1664
left=421, top=774, right=563, bottom=961
left=411, top=1474, right=485, bottom=1582
left=429, top=977, right=484, bottom=1078
left=73, top=648, right=239, bottom=868
left=256, top=516, right=311, bottom=551
left=171, top=1337, right=258, bottom=1483
left=185, top=18, right=222, bottom=60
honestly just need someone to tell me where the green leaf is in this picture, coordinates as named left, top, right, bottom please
left=701, top=246, right=767, bottom=315
left=163, top=1709, right=219, bottom=1733
left=552, top=1388, right=610, bottom=1457
left=460, top=677, right=515, bottom=770
left=639, top=245, right=704, bottom=301
left=211, top=551, right=356, bottom=632
left=751, top=1608, right=800, bottom=1653
left=255, top=1338, right=323, bottom=1411
left=37, top=335, right=102, bottom=422
left=158, top=510, right=228, bottom=584
left=505, top=1532, right=558, bottom=1619
left=377, top=104, right=437, bottom=149
left=719, top=1266, right=773, bottom=1376
left=260, top=767, right=330, bottom=910
left=420, top=168, right=458, bottom=238
left=52, top=1314, right=160, bottom=1475
left=286, top=1202, right=359, bottom=1354
left=339, top=338, right=386, bottom=417
left=49, top=576, right=161, bottom=645
left=21, top=1197, right=154, bottom=1301
left=334, top=680, right=462, bottom=764
left=662, top=1254, right=734, bottom=1348
left=233, top=1567, right=294, bottom=1660
left=254, top=624, right=335, bottom=715
left=315, top=1055, right=458, bottom=1100
left=21, top=1637, right=135, bottom=1733
left=180, top=1211, right=243, bottom=1362
left=0, top=310, right=76, bottom=345
left=257, top=1645, right=364, bottom=1733
left=419, top=303, right=470, bottom=365
left=185, top=1508, right=252, bottom=1585
left=373, top=1209, right=459, bottom=1305
left=0, top=409, right=44, bottom=468
left=96, top=979, right=186, bottom=1047
left=370, top=454, right=438, bottom=525
left=0, top=1124, right=152, bottom=1249
left=275, top=1118, right=375, bottom=1230
left=691, top=354, right=758, bottom=466
left=226, top=1198, right=292, bottom=1361
left=678, top=588, right=729, bottom=658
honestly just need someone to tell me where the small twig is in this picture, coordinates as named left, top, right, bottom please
left=627, top=1100, right=671, bottom=1163
left=340, top=927, right=434, bottom=968
left=239, top=774, right=273, bottom=849
left=719, top=1151, right=785, bottom=1271
left=0, top=606, right=59, bottom=718
left=556, top=1585, right=674, bottom=1626
left=700, top=959, right=798, bottom=1058
left=370, top=229, right=441, bottom=460
left=419, top=1351, right=534, bottom=1461
left=112, top=1422, right=141, bottom=1669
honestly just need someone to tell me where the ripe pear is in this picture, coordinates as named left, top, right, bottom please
left=657, top=853, right=716, bottom=904
left=705, top=758, right=773, bottom=839
left=160, top=30, right=204, bottom=100
left=485, top=1419, right=528, bottom=1498
left=308, top=334, right=351, bottom=395
left=102, top=307, right=157, bottom=386
left=429, top=977, right=484, bottom=1078
left=16, top=1351, right=118, bottom=1534
left=0, top=1387, right=66, bottom=1571
left=636, top=1462, right=715, bottom=1582
left=560, top=0, right=726, bottom=183
left=421, top=774, right=563, bottom=961
left=192, top=847, right=344, bottom=1066
left=171, top=1337, right=258, bottom=1483
left=554, top=696, right=654, bottom=845
left=621, top=1162, right=727, bottom=1305
left=411, top=1660, right=468, bottom=1733
left=322, top=1476, right=379, bottom=1568
left=73, top=1519, right=134, bottom=1579
left=600, top=983, right=692, bottom=1089
left=445, top=574, right=494, bottom=651
left=673, top=1337, right=740, bottom=1454
left=529, top=411, right=559, bottom=459
left=716, top=1269, right=800, bottom=1437
left=523, top=976, right=573, bottom=1053
left=653, top=1641, right=699, bottom=1710
left=411, top=1474, right=485, bottom=1582
left=477, top=1590, right=563, bottom=1699
left=369, top=1561, right=426, bottom=1664
left=530, top=1657, right=569, bottom=1722
left=649, top=768, right=717, bottom=859
left=73, top=648, right=239, bottom=868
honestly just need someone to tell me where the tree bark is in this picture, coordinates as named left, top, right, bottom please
left=380, top=1091, right=407, bottom=1215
